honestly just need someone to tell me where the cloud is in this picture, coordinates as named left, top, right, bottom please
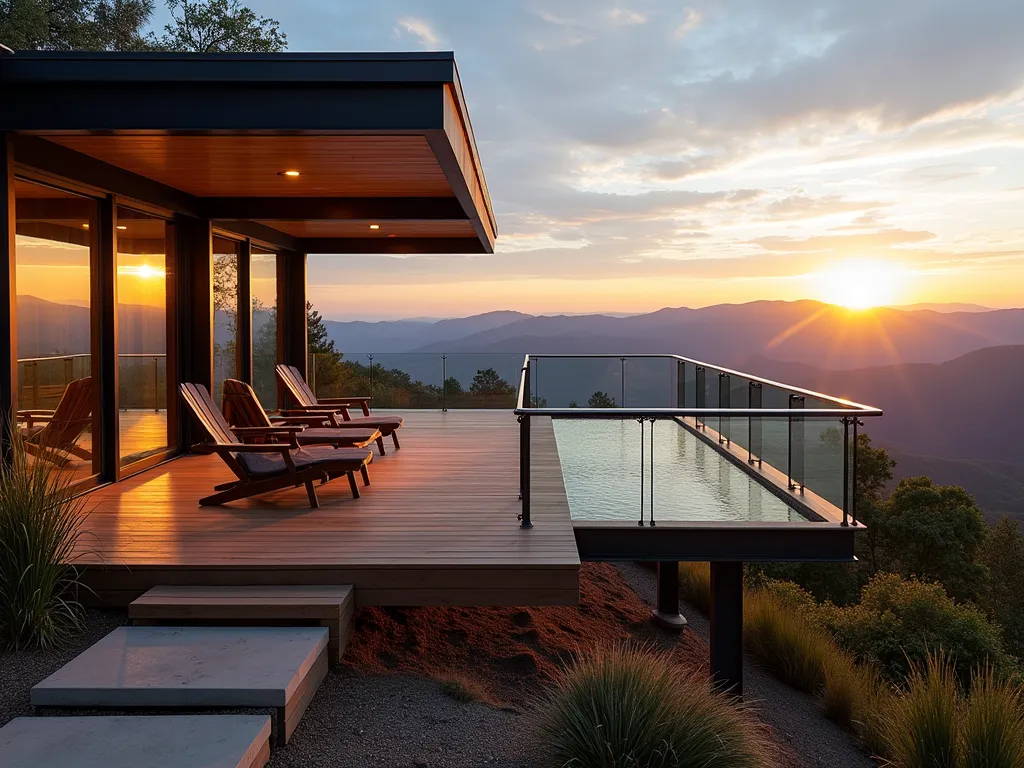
left=265, top=0, right=1024, bottom=311
left=674, top=8, right=701, bottom=39
left=394, top=16, right=439, bottom=47
left=750, top=230, right=937, bottom=253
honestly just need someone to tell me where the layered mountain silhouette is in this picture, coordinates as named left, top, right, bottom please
left=19, top=295, right=1023, bottom=518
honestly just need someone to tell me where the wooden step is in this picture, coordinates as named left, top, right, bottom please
left=0, top=715, right=271, bottom=768
left=129, top=584, right=354, bottom=663
left=32, top=626, right=328, bottom=747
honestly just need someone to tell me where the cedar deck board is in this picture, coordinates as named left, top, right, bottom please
left=74, top=411, right=579, bottom=606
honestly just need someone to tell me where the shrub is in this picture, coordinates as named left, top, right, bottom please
left=883, top=654, right=960, bottom=768
left=0, top=429, right=89, bottom=650
left=743, top=588, right=830, bottom=694
left=536, top=644, right=779, bottom=768
left=821, top=573, right=1012, bottom=684
left=960, top=665, right=1024, bottom=768
left=677, top=562, right=710, bottom=613
left=435, top=671, right=496, bottom=706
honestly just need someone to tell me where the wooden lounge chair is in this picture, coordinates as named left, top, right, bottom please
left=275, top=364, right=404, bottom=454
left=180, top=382, right=372, bottom=507
left=221, top=378, right=383, bottom=452
left=18, top=376, right=93, bottom=467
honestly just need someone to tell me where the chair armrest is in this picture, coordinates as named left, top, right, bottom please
left=317, top=396, right=371, bottom=415
left=17, top=409, right=57, bottom=416
left=271, top=414, right=334, bottom=426
left=194, top=442, right=295, bottom=453
left=233, top=426, right=305, bottom=434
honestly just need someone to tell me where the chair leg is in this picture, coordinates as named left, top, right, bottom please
left=305, top=480, right=320, bottom=508
left=376, top=436, right=387, bottom=456
left=360, top=464, right=370, bottom=486
left=347, top=472, right=360, bottom=499
left=391, top=431, right=400, bottom=450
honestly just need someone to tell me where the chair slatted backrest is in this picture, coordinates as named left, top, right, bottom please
left=39, top=376, right=93, bottom=450
left=276, top=364, right=318, bottom=407
left=180, top=383, right=239, bottom=445
left=222, top=379, right=272, bottom=428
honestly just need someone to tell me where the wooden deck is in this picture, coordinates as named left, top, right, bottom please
left=73, top=411, right=580, bottom=607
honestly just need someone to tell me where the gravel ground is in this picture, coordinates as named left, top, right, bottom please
left=617, top=563, right=875, bottom=768
left=270, top=670, right=535, bottom=768
left=0, top=608, right=128, bottom=728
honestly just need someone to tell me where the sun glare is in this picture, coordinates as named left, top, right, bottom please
left=812, top=259, right=905, bottom=310
left=118, top=264, right=166, bottom=280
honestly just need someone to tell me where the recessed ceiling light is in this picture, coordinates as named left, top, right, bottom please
left=116, top=225, right=128, bottom=230
left=278, top=170, right=301, bottom=177
left=369, top=224, right=380, bottom=230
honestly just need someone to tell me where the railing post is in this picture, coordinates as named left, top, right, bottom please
left=695, top=365, right=706, bottom=428
left=367, top=354, right=374, bottom=399
left=153, top=356, right=160, bottom=412
left=841, top=416, right=851, bottom=526
left=441, top=354, right=447, bottom=412
left=518, top=358, right=532, bottom=528
left=619, top=356, right=625, bottom=407
left=676, top=360, right=685, bottom=408
left=718, top=372, right=730, bottom=444
left=788, top=394, right=805, bottom=491
left=852, top=418, right=860, bottom=525
left=748, top=382, right=762, bottom=464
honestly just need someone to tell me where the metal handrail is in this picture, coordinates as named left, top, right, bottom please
left=519, top=353, right=881, bottom=413
left=514, top=352, right=882, bottom=531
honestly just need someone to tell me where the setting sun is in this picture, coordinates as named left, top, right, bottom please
left=812, top=259, right=906, bottom=310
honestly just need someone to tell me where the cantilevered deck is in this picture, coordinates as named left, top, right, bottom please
left=74, top=411, right=579, bottom=607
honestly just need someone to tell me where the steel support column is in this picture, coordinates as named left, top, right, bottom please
left=652, top=561, right=687, bottom=630
left=710, top=561, right=744, bottom=695
left=0, top=133, right=16, bottom=461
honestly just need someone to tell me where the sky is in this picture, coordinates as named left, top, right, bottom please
left=196, top=2, right=1024, bottom=318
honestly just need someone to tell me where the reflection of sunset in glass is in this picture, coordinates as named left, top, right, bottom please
left=118, top=264, right=166, bottom=280
left=812, top=260, right=906, bottom=310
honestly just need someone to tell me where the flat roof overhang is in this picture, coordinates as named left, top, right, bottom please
left=0, top=51, right=496, bottom=254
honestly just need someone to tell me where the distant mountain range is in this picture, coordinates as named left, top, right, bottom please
left=330, top=300, right=1024, bottom=370
left=18, top=295, right=1022, bottom=519
left=748, top=346, right=1024, bottom=521
left=17, top=295, right=167, bottom=357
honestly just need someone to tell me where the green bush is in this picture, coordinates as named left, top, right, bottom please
left=821, top=573, right=1012, bottom=684
left=536, top=644, right=779, bottom=767
left=0, top=429, right=90, bottom=650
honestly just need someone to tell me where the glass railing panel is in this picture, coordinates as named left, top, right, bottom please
left=622, top=357, right=674, bottom=408
left=118, top=354, right=168, bottom=411
left=17, top=354, right=92, bottom=411
left=802, top=416, right=846, bottom=508
left=552, top=418, right=810, bottom=523
left=529, top=356, right=623, bottom=409
left=319, top=353, right=443, bottom=409
left=682, top=360, right=697, bottom=408
left=442, top=353, right=522, bottom=408
left=758, top=416, right=791, bottom=484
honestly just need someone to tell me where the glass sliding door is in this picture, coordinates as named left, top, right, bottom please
left=13, top=179, right=100, bottom=485
left=251, top=246, right=279, bottom=409
left=116, top=207, right=171, bottom=467
left=213, top=236, right=241, bottom=405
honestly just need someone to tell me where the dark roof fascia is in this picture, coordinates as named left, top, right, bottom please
left=0, top=50, right=458, bottom=84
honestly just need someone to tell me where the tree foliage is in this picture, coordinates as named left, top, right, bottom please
left=587, top=391, right=616, bottom=408
left=980, top=517, right=1024, bottom=660
left=1, top=0, right=285, bottom=53
left=876, top=476, right=988, bottom=602
left=469, top=368, right=514, bottom=396
left=157, top=0, right=284, bottom=52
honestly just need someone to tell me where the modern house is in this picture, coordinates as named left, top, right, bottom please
left=0, top=50, right=881, bottom=702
